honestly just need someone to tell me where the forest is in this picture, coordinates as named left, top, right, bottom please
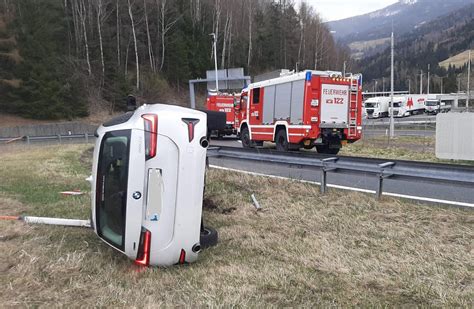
left=0, top=0, right=350, bottom=119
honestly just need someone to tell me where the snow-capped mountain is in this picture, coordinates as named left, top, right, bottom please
left=328, top=0, right=472, bottom=43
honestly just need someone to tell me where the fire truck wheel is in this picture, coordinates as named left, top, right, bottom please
left=200, top=226, right=218, bottom=249
left=275, top=129, right=288, bottom=151
left=241, top=127, right=253, bottom=148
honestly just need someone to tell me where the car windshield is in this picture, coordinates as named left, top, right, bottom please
left=426, top=101, right=437, bottom=106
left=364, top=102, right=377, bottom=108
left=96, top=130, right=131, bottom=250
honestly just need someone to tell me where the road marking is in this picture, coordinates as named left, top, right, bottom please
left=209, top=165, right=474, bottom=208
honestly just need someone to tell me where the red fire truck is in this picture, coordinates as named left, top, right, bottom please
left=206, top=93, right=238, bottom=137
left=235, top=70, right=363, bottom=154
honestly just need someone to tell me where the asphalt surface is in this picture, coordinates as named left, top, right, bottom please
left=210, top=126, right=436, bottom=148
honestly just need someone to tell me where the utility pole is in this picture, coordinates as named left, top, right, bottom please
left=468, top=49, right=471, bottom=109
left=390, top=31, right=395, bottom=139
left=420, top=70, right=423, bottom=94
left=427, top=64, right=430, bottom=94
left=343, top=61, right=346, bottom=76
left=210, top=33, right=219, bottom=92
left=383, top=77, right=385, bottom=94
left=407, top=79, right=411, bottom=93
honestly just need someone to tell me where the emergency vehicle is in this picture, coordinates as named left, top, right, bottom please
left=206, top=93, right=238, bottom=137
left=235, top=70, right=363, bottom=154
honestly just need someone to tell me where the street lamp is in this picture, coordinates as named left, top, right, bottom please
left=209, top=33, right=218, bottom=92
left=406, top=79, right=411, bottom=94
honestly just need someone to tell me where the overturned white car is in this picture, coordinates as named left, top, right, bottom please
left=90, top=104, right=217, bottom=267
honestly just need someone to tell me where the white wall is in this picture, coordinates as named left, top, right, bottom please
left=436, top=112, right=474, bottom=161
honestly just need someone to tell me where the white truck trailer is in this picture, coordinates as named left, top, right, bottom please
left=390, top=95, right=427, bottom=117
left=363, top=97, right=390, bottom=118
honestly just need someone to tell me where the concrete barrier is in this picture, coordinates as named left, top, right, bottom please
left=0, top=122, right=97, bottom=138
left=436, top=112, right=474, bottom=161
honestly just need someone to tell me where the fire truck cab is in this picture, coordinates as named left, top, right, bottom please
left=235, top=70, right=363, bottom=154
left=206, top=93, right=238, bottom=137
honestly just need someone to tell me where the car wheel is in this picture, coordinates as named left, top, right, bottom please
left=241, top=127, right=252, bottom=148
left=200, top=226, right=218, bottom=249
left=275, top=129, right=288, bottom=151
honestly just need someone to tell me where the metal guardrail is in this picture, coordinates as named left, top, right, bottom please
left=207, top=146, right=474, bottom=202
left=0, top=133, right=95, bottom=144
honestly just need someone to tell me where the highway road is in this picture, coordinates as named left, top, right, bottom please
left=210, top=127, right=435, bottom=148
left=208, top=149, right=474, bottom=208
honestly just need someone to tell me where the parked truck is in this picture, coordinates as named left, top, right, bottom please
left=235, top=70, right=363, bottom=154
left=425, top=95, right=452, bottom=114
left=363, top=97, right=390, bottom=118
left=389, top=95, right=427, bottom=117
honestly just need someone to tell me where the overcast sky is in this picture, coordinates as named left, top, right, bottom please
left=297, top=0, right=399, bottom=22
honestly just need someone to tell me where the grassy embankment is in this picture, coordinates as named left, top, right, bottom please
left=0, top=144, right=473, bottom=306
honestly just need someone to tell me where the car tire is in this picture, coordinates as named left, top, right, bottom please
left=275, top=129, right=288, bottom=151
left=200, top=226, right=218, bottom=249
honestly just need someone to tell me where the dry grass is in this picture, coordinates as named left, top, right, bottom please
left=0, top=145, right=473, bottom=306
left=439, top=49, right=474, bottom=69
left=341, top=135, right=438, bottom=162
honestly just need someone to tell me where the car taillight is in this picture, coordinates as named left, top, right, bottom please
left=142, top=114, right=158, bottom=160
left=135, top=228, right=151, bottom=266
left=182, top=118, right=200, bottom=142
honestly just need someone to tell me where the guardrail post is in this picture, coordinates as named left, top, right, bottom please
left=321, top=157, right=338, bottom=194
left=85, top=133, right=89, bottom=143
left=57, top=134, right=62, bottom=144
left=376, top=162, right=395, bottom=200
left=26, top=135, right=30, bottom=145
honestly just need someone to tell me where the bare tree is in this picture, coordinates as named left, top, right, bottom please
left=144, top=0, right=156, bottom=72
left=116, top=0, right=121, bottom=67
left=158, top=0, right=179, bottom=71
left=77, top=0, right=91, bottom=76
left=247, top=0, right=252, bottom=69
left=220, top=9, right=230, bottom=68
left=127, top=0, right=139, bottom=89
left=96, top=0, right=107, bottom=86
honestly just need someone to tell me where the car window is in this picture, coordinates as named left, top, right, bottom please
left=96, top=130, right=131, bottom=250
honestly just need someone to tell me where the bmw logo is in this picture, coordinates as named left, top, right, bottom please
left=132, top=191, right=142, bottom=200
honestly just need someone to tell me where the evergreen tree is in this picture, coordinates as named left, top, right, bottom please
left=10, top=0, right=87, bottom=119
